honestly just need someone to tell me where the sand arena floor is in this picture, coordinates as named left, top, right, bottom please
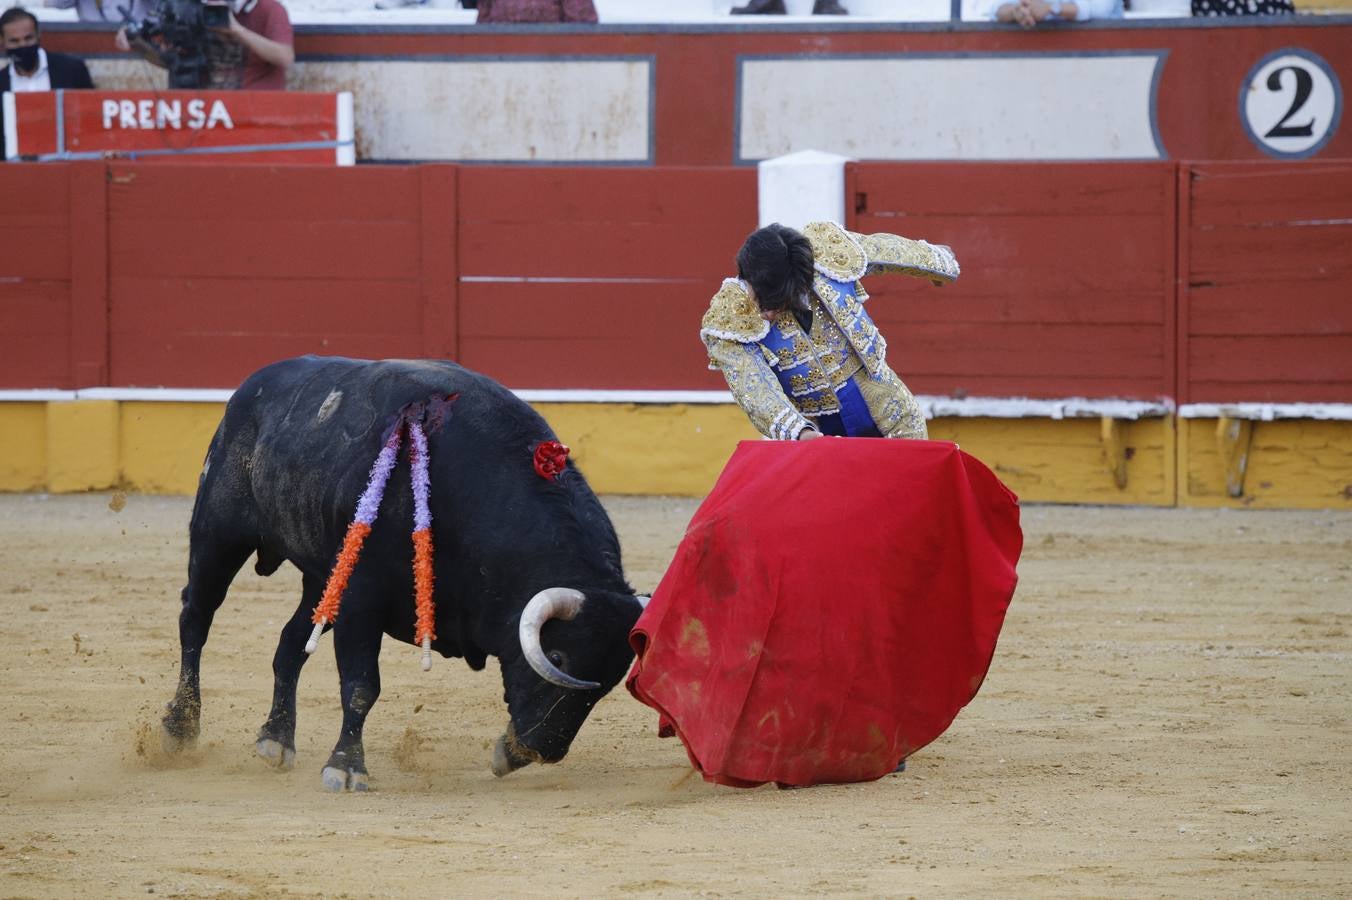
left=0, top=492, right=1349, bottom=897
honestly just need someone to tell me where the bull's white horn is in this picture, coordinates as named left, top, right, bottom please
left=519, top=588, right=601, bottom=690
left=636, top=594, right=651, bottom=609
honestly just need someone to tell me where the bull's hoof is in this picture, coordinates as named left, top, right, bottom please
left=256, top=738, right=296, bottom=771
left=161, top=702, right=200, bottom=754
left=491, top=734, right=533, bottom=778
left=321, top=765, right=369, bottom=792
left=160, top=726, right=197, bottom=755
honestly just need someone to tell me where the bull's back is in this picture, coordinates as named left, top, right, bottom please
left=212, top=356, right=555, bottom=574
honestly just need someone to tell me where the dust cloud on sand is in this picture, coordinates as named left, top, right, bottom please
left=1, top=493, right=1349, bottom=897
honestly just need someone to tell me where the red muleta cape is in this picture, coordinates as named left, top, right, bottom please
left=626, top=438, right=1022, bottom=788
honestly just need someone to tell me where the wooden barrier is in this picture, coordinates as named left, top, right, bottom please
left=849, top=162, right=1177, bottom=402
left=455, top=166, right=756, bottom=390
left=1, top=159, right=1348, bottom=506
left=1180, top=161, right=1352, bottom=404
left=5, top=159, right=1350, bottom=402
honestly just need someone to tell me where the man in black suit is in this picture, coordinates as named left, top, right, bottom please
left=2, top=6, right=95, bottom=157
left=2, top=6, right=95, bottom=92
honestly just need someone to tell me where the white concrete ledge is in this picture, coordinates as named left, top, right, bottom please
left=922, top=397, right=1173, bottom=420
left=75, top=388, right=237, bottom=402
left=0, top=390, right=78, bottom=402
left=2, top=387, right=1188, bottom=419
left=1178, top=403, right=1352, bottom=421
left=17, top=390, right=1351, bottom=422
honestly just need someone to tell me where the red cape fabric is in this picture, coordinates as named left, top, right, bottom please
left=626, top=439, right=1022, bottom=788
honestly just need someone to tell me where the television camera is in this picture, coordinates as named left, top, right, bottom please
left=123, top=0, right=233, bottom=89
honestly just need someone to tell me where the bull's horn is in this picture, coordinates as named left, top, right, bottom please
left=636, top=594, right=651, bottom=609
left=519, top=588, right=601, bottom=690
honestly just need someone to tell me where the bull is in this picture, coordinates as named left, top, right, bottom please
left=160, top=355, right=647, bottom=791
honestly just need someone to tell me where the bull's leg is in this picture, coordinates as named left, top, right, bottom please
left=256, top=573, right=324, bottom=771
left=321, top=610, right=384, bottom=792
left=163, top=538, right=253, bottom=753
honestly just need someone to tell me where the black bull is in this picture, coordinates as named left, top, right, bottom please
left=161, top=356, right=647, bottom=791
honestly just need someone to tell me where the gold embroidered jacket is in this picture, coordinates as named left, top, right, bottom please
left=700, top=222, right=959, bottom=440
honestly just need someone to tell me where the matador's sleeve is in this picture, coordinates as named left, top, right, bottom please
left=850, top=230, right=961, bottom=286
left=700, top=279, right=815, bottom=441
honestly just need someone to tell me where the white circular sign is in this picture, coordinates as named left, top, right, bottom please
left=1240, top=49, right=1342, bottom=159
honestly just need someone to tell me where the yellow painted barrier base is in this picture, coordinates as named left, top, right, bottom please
left=2, top=401, right=1351, bottom=509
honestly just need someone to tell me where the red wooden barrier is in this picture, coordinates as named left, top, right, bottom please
left=2, top=160, right=1348, bottom=404
left=455, top=166, right=757, bottom=390
left=105, top=163, right=428, bottom=387
left=1181, top=161, right=1352, bottom=404
left=0, top=163, right=77, bottom=389
left=850, top=162, right=1178, bottom=402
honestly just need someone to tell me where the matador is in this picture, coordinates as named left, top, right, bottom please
left=700, top=221, right=959, bottom=441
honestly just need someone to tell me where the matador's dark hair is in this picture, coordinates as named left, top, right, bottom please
left=736, top=223, right=814, bottom=314
left=0, top=6, right=40, bottom=32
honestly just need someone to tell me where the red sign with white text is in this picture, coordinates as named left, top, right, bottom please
left=3, top=90, right=353, bottom=164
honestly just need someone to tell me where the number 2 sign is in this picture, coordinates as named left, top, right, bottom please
left=1241, top=49, right=1342, bottom=159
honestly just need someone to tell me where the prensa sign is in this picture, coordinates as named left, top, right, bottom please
left=3, top=90, right=354, bottom=164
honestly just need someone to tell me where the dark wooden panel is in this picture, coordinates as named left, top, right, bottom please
left=870, top=285, right=1165, bottom=327
left=459, top=167, right=757, bottom=225
left=108, top=220, right=421, bottom=279
left=110, top=333, right=428, bottom=387
left=107, top=164, right=422, bottom=223
left=459, top=280, right=711, bottom=339
left=1187, top=164, right=1352, bottom=228
left=853, top=161, right=1174, bottom=400
left=894, top=323, right=1165, bottom=380
left=1188, top=223, right=1352, bottom=283
left=856, top=214, right=1170, bottom=283
left=856, top=162, right=1174, bottom=217
left=69, top=161, right=109, bottom=387
left=457, top=167, right=756, bottom=280
left=1188, top=281, right=1351, bottom=336
left=902, top=373, right=1163, bottom=400
left=0, top=163, right=70, bottom=215
left=109, top=277, right=421, bottom=333
left=460, top=336, right=727, bottom=391
left=0, top=281, right=71, bottom=388
left=1189, top=335, right=1352, bottom=384
left=458, top=280, right=718, bottom=389
left=0, top=225, right=70, bottom=280
left=1186, top=380, right=1352, bottom=404
left=419, top=164, right=459, bottom=360
left=1183, top=160, right=1352, bottom=403
left=460, top=221, right=747, bottom=280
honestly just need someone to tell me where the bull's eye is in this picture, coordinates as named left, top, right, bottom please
left=547, top=650, right=569, bottom=670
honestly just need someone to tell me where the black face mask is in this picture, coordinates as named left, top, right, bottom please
left=8, top=43, right=40, bottom=73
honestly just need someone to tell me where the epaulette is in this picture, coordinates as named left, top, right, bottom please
left=700, top=278, right=769, bottom=344
left=802, top=221, right=867, bottom=282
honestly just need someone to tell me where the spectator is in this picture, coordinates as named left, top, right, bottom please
left=2, top=6, right=94, bottom=92
left=475, top=0, right=597, bottom=20
left=2, top=6, right=94, bottom=156
left=731, top=0, right=850, bottom=12
left=1191, top=0, right=1292, bottom=14
left=43, top=0, right=154, bottom=26
left=118, top=0, right=293, bottom=89
left=991, top=0, right=1122, bottom=26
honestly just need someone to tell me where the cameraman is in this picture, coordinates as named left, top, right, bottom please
left=117, top=0, right=293, bottom=90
